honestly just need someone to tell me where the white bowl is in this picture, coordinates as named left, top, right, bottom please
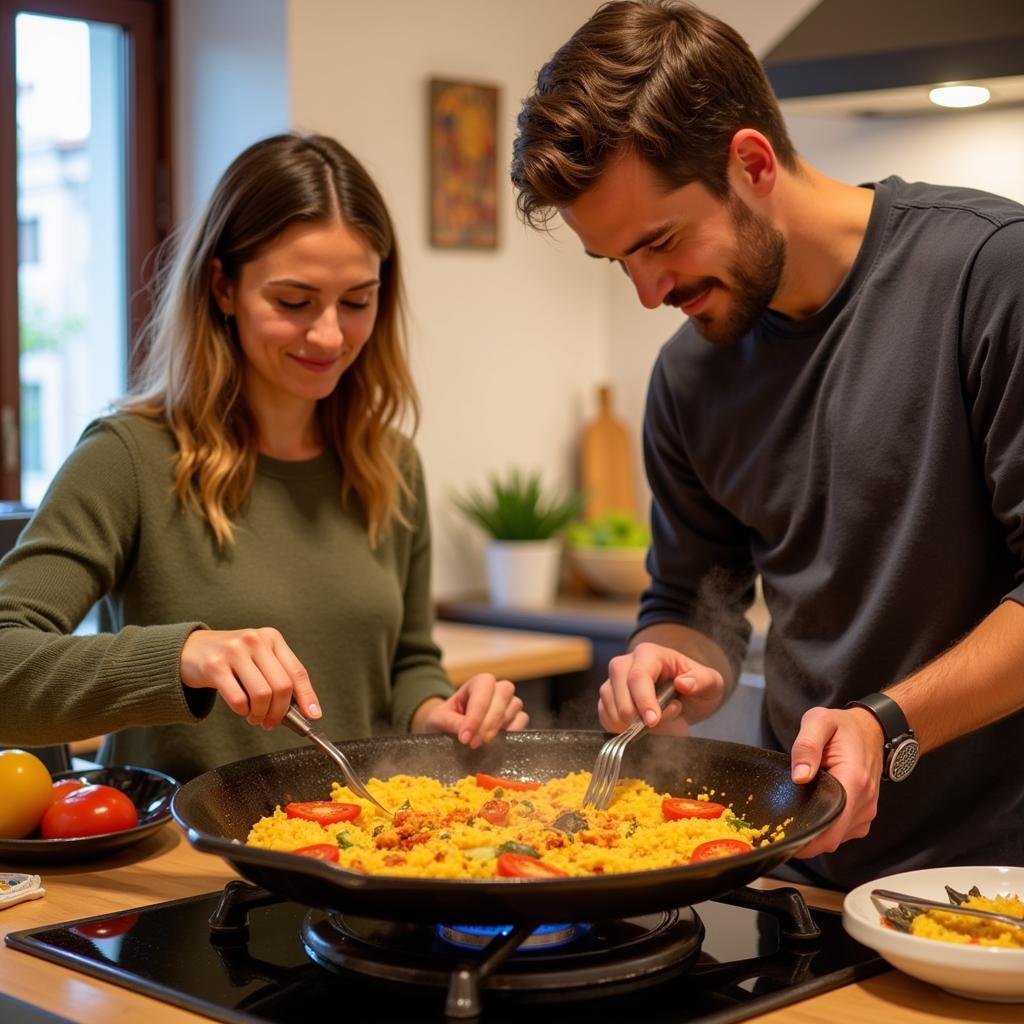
left=570, top=545, right=650, bottom=597
left=843, top=865, right=1024, bottom=1002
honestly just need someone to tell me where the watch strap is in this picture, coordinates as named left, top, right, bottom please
left=845, top=691, right=911, bottom=740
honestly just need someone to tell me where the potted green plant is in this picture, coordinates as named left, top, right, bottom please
left=453, top=469, right=583, bottom=607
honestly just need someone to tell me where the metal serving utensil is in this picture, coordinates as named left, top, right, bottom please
left=871, top=888, right=1024, bottom=932
left=281, top=703, right=392, bottom=816
left=581, top=684, right=680, bottom=810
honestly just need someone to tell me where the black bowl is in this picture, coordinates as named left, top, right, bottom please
left=0, top=765, right=178, bottom=865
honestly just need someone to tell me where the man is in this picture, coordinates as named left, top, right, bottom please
left=512, top=0, right=1024, bottom=889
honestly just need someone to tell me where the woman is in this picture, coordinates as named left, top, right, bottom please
left=0, top=133, right=526, bottom=781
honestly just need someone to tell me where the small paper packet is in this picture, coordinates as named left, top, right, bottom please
left=0, top=873, right=45, bottom=909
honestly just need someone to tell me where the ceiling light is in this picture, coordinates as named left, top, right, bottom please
left=928, top=84, right=992, bottom=108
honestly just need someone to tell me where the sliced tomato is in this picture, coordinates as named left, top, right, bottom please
left=475, top=773, right=540, bottom=792
left=690, top=839, right=753, bottom=862
left=496, top=852, right=569, bottom=878
left=478, top=799, right=510, bottom=825
left=284, top=801, right=361, bottom=824
left=291, top=843, right=341, bottom=862
left=662, top=797, right=726, bottom=821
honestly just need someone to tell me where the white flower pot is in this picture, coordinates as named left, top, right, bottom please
left=485, top=539, right=562, bottom=608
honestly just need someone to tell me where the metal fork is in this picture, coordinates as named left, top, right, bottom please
left=282, top=703, right=392, bottom=816
left=581, top=685, right=680, bottom=810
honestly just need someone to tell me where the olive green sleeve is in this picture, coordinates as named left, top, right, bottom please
left=388, top=450, right=456, bottom=733
left=0, top=421, right=213, bottom=745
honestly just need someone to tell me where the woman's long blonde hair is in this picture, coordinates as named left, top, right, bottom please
left=122, top=133, right=419, bottom=548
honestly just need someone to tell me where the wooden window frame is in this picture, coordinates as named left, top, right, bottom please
left=0, top=0, right=168, bottom=501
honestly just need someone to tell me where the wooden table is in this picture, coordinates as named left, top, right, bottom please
left=435, top=621, right=592, bottom=684
left=1, top=835, right=1020, bottom=1024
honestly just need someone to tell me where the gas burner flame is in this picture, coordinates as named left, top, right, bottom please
left=437, top=921, right=586, bottom=951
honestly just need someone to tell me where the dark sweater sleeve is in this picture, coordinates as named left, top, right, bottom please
left=388, top=448, right=455, bottom=732
left=958, top=219, right=1024, bottom=608
left=636, top=347, right=754, bottom=681
left=0, top=420, right=211, bottom=745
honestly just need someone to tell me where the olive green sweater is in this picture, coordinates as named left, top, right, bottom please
left=0, top=415, right=454, bottom=781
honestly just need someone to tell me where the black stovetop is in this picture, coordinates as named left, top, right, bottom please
left=6, top=884, right=883, bottom=1023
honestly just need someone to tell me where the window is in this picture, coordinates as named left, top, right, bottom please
left=0, top=0, right=166, bottom=504
left=17, top=217, right=39, bottom=263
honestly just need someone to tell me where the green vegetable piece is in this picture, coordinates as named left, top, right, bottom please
left=336, top=831, right=355, bottom=849
left=496, top=841, right=541, bottom=858
left=726, top=817, right=754, bottom=831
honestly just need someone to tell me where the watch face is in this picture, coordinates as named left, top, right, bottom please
left=888, top=737, right=920, bottom=782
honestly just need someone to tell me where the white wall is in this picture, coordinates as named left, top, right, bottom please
left=172, top=0, right=290, bottom=218
left=286, top=0, right=609, bottom=594
left=784, top=105, right=1024, bottom=204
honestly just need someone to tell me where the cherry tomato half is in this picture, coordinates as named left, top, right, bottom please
left=40, top=784, right=139, bottom=839
left=662, top=797, right=726, bottom=821
left=478, top=799, right=510, bottom=826
left=496, top=852, right=569, bottom=878
left=475, top=773, right=540, bottom=792
left=291, top=843, right=341, bottom=862
left=49, top=779, right=86, bottom=805
left=690, top=839, right=753, bottom=862
left=285, top=801, right=361, bottom=824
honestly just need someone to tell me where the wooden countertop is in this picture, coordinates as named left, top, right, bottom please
left=434, top=621, right=592, bottom=683
left=1, top=834, right=1019, bottom=1024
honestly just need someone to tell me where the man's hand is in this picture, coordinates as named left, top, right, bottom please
left=598, top=641, right=726, bottom=734
left=789, top=705, right=885, bottom=858
left=180, top=627, right=320, bottom=729
left=412, top=674, right=528, bottom=747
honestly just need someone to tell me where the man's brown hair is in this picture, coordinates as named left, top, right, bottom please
left=512, top=0, right=798, bottom=226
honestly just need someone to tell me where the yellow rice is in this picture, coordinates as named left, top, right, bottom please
left=246, top=771, right=786, bottom=878
left=910, top=894, right=1024, bottom=948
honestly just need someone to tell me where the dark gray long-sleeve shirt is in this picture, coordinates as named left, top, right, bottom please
left=638, top=176, right=1024, bottom=888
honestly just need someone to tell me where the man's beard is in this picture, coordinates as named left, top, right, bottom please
left=665, top=194, right=786, bottom=346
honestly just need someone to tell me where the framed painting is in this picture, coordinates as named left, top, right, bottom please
left=429, top=78, right=499, bottom=249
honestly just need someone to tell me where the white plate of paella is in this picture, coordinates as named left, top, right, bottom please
left=843, top=865, right=1024, bottom=1002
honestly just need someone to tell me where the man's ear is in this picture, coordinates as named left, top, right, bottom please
left=210, top=257, right=235, bottom=315
left=728, top=129, right=777, bottom=199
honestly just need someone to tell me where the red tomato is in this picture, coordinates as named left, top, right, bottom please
left=474, top=773, right=540, bottom=792
left=72, top=912, right=139, bottom=939
left=690, top=839, right=753, bottom=862
left=478, top=799, right=510, bottom=825
left=49, top=779, right=86, bottom=805
left=40, top=784, right=139, bottom=839
left=662, top=797, right=726, bottom=821
left=496, top=852, right=569, bottom=878
left=291, top=843, right=340, bottom=862
left=284, top=801, right=361, bottom=824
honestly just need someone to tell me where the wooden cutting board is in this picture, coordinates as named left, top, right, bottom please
left=580, top=384, right=638, bottom=520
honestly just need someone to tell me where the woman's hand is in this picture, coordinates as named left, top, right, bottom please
left=598, top=641, right=725, bottom=735
left=180, top=627, right=321, bottom=729
left=412, top=674, right=528, bottom=747
left=789, top=705, right=884, bottom=858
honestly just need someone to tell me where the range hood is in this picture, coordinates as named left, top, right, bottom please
left=763, top=0, right=1024, bottom=115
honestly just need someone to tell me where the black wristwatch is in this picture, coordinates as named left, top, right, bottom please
left=845, top=692, right=920, bottom=782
